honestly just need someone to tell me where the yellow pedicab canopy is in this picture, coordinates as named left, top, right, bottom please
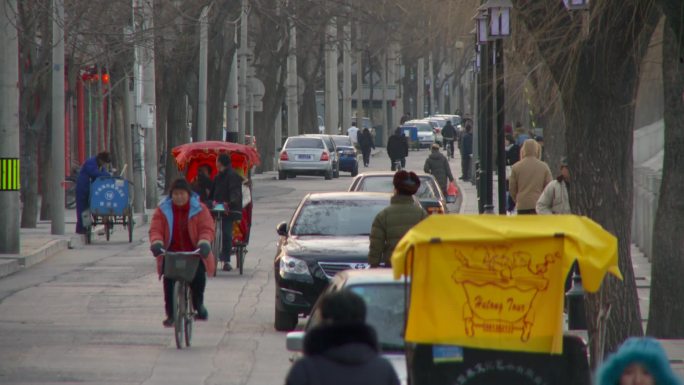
left=391, top=214, right=620, bottom=354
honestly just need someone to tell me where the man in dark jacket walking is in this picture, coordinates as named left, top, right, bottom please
left=357, top=128, right=375, bottom=167
left=459, top=124, right=473, bottom=181
left=424, top=144, right=454, bottom=196
left=75, top=151, right=111, bottom=234
left=211, top=153, right=244, bottom=271
left=284, top=290, right=400, bottom=385
left=386, top=127, right=408, bottom=171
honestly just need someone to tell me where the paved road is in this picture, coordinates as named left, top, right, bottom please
left=0, top=147, right=446, bottom=385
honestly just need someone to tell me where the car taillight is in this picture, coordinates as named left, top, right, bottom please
left=320, top=152, right=329, bottom=161
left=427, top=206, right=445, bottom=215
left=280, top=151, right=289, bottom=161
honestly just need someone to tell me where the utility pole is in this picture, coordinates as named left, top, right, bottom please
left=286, top=6, right=298, bottom=137
left=324, top=19, right=338, bottom=135
left=50, top=0, right=66, bottom=235
left=355, top=44, right=363, bottom=127
left=392, top=43, right=403, bottom=126
left=0, top=0, right=21, bottom=253
left=417, top=57, right=424, bottom=118
left=142, top=0, right=158, bottom=210
left=238, top=0, right=249, bottom=144
left=197, top=5, right=210, bottom=142
left=341, top=14, right=352, bottom=135
left=428, top=53, right=435, bottom=116
left=130, top=0, right=145, bottom=213
left=380, top=52, right=388, bottom=143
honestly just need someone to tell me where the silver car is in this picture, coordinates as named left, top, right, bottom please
left=286, top=269, right=408, bottom=385
left=278, top=136, right=335, bottom=180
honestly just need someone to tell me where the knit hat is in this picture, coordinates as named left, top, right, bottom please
left=217, top=153, right=232, bottom=167
left=169, top=178, right=193, bottom=195
left=596, top=337, right=683, bottom=385
left=393, top=170, right=420, bottom=195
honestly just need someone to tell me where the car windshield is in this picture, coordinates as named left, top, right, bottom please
left=357, top=176, right=437, bottom=199
left=286, top=138, right=324, bottom=149
left=349, top=284, right=405, bottom=351
left=291, top=199, right=388, bottom=236
left=417, top=124, right=433, bottom=132
left=332, top=136, right=352, bottom=147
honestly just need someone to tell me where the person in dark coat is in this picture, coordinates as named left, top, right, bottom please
left=75, top=151, right=111, bottom=234
left=284, top=291, right=400, bottom=385
left=505, top=134, right=520, bottom=212
left=211, top=153, right=244, bottom=271
left=387, top=127, right=408, bottom=171
left=357, top=128, right=375, bottom=167
left=459, top=124, right=473, bottom=181
left=192, top=164, right=213, bottom=205
left=424, top=144, right=454, bottom=196
left=441, top=121, right=457, bottom=159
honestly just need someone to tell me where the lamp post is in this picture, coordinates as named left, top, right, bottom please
left=474, top=10, right=490, bottom=214
left=475, top=0, right=511, bottom=214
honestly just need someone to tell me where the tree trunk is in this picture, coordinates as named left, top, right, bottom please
left=646, top=19, right=684, bottom=338
left=165, top=87, right=189, bottom=187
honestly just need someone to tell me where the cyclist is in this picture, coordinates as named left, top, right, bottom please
left=75, top=151, right=111, bottom=234
left=211, top=153, right=244, bottom=272
left=149, top=178, right=215, bottom=327
left=387, top=127, right=408, bottom=171
left=441, top=120, right=457, bottom=159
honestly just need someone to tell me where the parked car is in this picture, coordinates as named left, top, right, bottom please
left=302, top=134, right=340, bottom=178
left=286, top=269, right=407, bottom=384
left=331, top=135, right=360, bottom=176
left=273, top=192, right=392, bottom=331
left=349, top=171, right=457, bottom=214
left=277, top=136, right=335, bottom=180
left=402, top=119, right=435, bottom=148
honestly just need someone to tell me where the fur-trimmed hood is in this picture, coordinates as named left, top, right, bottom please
left=303, top=322, right=379, bottom=365
left=596, top=337, right=682, bottom=385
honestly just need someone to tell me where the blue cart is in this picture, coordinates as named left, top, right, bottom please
left=86, top=176, right=134, bottom=244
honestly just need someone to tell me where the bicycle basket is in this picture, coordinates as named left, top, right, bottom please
left=163, top=253, right=200, bottom=282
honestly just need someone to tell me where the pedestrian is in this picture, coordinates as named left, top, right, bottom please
left=441, top=120, right=457, bottom=159
left=536, top=157, right=571, bottom=215
left=368, top=170, right=427, bottom=268
left=387, top=127, right=408, bottom=171
left=75, top=151, right=112, bottom=234
left=284, top=290, right=400, bottom=385
left=459, top=124, right=473, bottom=181
left=514, top=121, right=529, bottom=146
left=424, top=143, right=454, bottom=197
left=211, top=153, right=244, bottom=272
left=357, top=127, right=375, bottom=167
left=400, top=112, right=411, bottom=125
left=505, top=134, right=520, bottom=213
left=509, top=139, right=552, bottom=215
left=596, top=337, right=682, bottom=385
left=192, top=164, right=213, bottom=205
left=347, top=121, right=360, bottom=149
left=149, top=178, right=215, bottom=327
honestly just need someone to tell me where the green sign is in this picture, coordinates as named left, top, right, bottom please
left=0, top=158, right=20, bottom=191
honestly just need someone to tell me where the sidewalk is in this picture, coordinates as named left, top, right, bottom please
left=0, top=208, right=147, bottom=279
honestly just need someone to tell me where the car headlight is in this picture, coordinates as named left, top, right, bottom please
left=280, top=255, right=310, bottom=275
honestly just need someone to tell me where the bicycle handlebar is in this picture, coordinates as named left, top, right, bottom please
left=161, top=249, right=201, bottom=257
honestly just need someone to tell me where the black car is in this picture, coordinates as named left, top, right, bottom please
left=273, top=192, right=392, bottom=331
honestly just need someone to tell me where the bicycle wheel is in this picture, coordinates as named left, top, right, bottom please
left=127, top=212, right=133, bottom=243
left=212, top=217, right=222, bottom=276
left=184, top=285, right=193, bottom=347
left=174, top=281, right=185, bottom=349
left=105, top=218, right=111, bottom=241
left=238, top=246, right=246, bottom=275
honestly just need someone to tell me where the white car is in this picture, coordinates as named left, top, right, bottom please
left=286, top=269, right=408, bottom=385
left=277, top=136, right=335, bottom=180
left=403, top=119, right=435, bottom=148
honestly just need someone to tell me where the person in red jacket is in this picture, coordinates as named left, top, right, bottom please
left=149, top=178, right=215, bottom=327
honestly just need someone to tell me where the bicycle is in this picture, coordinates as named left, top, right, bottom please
left=162, top=248, right=201, bottom=349
left=444, top=138, right=455, bottom=159
left=393, top=159, right=403, bottom=171
left=210, top=204, right=224, bottom=276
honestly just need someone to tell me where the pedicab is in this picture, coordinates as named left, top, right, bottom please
left=391, top=214, right=621, bottom=385
left=171, top=141, right=261, bottom=276
left=84, top=176, right=134, bottom=244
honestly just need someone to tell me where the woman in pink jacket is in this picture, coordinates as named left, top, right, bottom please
left=149, top=178, right=215, bottom=327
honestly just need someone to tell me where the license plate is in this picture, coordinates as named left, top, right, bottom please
left=297, top=154, right=313, bottom=160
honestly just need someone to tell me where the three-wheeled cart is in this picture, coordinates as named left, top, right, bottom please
left=85, top=176, right=134, bottom=244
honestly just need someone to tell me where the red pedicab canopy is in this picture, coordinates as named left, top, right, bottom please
left=172, top=141, right=261, bottom=181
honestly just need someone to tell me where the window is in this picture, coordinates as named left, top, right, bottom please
left=285, top=138, right=324, bottom=149
left=291, top=199, right=388, bottom=236
left=349, top=284, right=406, bottom=352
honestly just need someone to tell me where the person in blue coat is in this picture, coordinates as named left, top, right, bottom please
left=596, top=337, right=682, bottom=385
left=75, top=151, right=111, bottom=234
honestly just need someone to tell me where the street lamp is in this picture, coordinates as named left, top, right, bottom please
left=563, top=0, right=589, bottom=11
left=475, top=0, right=511, bottom=214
